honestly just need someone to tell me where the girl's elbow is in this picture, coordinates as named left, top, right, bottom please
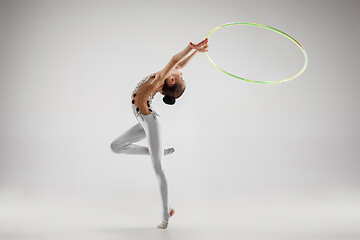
left=171, top=55, right=181, bottom=63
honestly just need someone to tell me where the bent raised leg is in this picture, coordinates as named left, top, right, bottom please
left=110, top=123, right=149, bottom=155
left=111, top=122, right=174, bottom=156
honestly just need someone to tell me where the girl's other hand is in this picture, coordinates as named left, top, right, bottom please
left=197, top=44, right=208, bottom=52
left=189, top=38, right=208, bottom=51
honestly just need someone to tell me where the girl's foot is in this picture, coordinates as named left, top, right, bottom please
left=157, top=208, right=175, bottom=229
left=157, top=220, right=168, bottom=229
left=164, top=148, right=175, bottom=156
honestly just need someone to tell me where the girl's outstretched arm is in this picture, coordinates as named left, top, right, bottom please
left=153, top=39, right=208, bottom=83
left=175, top=50, right=198, bottom=70
left=157, top=44, right=193, bottom=79
left=175, top=40, right=209, bottom=70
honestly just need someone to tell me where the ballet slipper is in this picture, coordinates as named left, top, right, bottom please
left=157, top=220, right=168, bottom=229
left=157, top=208, right=175, bottom=229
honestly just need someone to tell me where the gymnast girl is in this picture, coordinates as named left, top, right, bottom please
left=110, top=38, right=209, bottom=229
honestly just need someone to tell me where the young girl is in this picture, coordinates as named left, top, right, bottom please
left=111, top=38, right=208, bottom=229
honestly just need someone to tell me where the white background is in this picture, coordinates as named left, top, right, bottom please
left=1, top=0, right=359, bottom=239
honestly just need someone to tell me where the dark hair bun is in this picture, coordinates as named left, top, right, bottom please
left=163, top=95, right=176, bottom=105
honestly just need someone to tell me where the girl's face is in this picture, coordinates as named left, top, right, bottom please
left=165, top=69, right=184, bottom=86
left=160, top=69, right=186, bottom=97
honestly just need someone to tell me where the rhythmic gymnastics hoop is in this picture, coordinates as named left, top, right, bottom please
left=204, top=22, right=308, bottom=84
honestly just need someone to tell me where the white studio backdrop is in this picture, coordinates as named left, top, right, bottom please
left=0, top=0, right=359, bottom=202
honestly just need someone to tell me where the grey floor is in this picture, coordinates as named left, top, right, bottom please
left=1, top=190, right=359, bottom=240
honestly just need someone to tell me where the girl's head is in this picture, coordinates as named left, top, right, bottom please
left=161, top=69, right=186, bottom=105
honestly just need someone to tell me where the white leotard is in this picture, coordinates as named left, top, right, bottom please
left=131, top=73, right=159, bottom=119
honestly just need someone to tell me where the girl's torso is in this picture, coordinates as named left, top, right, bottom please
left=131, top=72, right=160, bottom=117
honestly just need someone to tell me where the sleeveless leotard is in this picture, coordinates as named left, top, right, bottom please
left=131, top=73, right=159, bottom=120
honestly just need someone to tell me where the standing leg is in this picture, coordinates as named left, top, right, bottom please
left=138, top=114, right=172, bottom=223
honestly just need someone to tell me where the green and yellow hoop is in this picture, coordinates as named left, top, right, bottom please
left=205, top=22, right=308, bottom=84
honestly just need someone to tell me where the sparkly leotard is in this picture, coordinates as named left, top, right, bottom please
left=131, top=72, right=160, bottom=120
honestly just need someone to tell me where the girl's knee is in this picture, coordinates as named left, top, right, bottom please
left=110, top=142, right=118, bottom=153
